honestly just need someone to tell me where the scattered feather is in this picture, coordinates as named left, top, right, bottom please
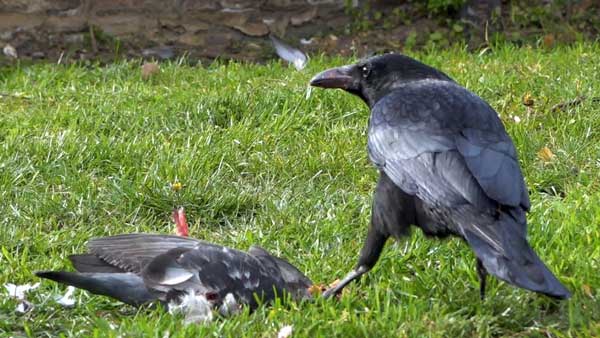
left=15, top=300, right=33, bottom=314
left=56, top=286, right=77, bottom=307
left=3, top=44, right=18, bottom=58
left=4, top=282, right=39, bottom=314
left=537, top=146, right=555, bottom=163
left=512, top=115, right=521, bottom=123
left=219, top=293, right=241, bottom=316
left=277, top=325, right=293, bottom=338
left=270, top=35, right=308, bottom=71
left=168, top=291, right=213, bottom=325
left=4, top=282, right=39, bottom=300
left=305, top=86, right=312, bottom=100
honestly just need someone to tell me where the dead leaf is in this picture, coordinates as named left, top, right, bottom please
left=537, top=146, right=555, bottom=163
left=307, top=283, right=325, bottom=296
left=522, top=93, right=534, bottom=107
left=141, top=62, right=160, bottom=80
left=582, top=284, right=594, bottom=298
left=542, top=34, right=555, bottom=49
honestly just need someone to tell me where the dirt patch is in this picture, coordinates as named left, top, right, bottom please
left=0, top=1, right=598, bottom=65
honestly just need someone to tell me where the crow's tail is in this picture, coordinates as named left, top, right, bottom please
left=35, top=271, right=157, bottom=306
left=461, top=213, right=571, bottom=299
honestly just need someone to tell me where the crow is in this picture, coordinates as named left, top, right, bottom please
left=36, top=234, right=313, bottom=309
left=309, top=53, right=571, bottom=300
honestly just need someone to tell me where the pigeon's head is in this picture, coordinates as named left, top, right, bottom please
left=248, top=246, right=313, bottom=300
left=309, top=53, right=453, bottom=107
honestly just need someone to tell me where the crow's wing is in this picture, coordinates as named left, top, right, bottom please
left=367, top=79, right=530, bottom=213
left=87, top=234, right=206, bottom=273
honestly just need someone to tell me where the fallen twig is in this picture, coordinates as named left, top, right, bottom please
left=0, top=93, right=30, bottom=100
left=551, top=96, right=600, bottom=112
left=89, top=25, right=98, bottom=54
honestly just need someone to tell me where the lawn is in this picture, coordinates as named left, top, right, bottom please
left=1, top=43, right=599, bottom=337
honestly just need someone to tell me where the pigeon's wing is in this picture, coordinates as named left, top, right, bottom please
left=270, top=35, right=307, bottom=70
left=69, top=254, right=126, bottom=273
left=87, top=234, right=205, bottom=274
left=368, top=80, right=529, bottom=212
left=142, top=244, right=285, bottom=308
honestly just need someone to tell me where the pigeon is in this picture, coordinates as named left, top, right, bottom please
left=36, top=234, right=313, bottom=311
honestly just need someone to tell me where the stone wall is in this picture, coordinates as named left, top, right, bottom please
left=3, top=1, right=596, bottom=62
left=0, top=0, right=356, bottom=61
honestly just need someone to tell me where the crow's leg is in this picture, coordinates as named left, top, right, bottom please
left=323, top=225, right=387, bottom=298
left=476, top=258, right=487, bottom=300
left=323, top=172, right=414, bottom=299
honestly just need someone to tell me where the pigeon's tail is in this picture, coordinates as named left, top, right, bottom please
left=461, top=212, right=571, bottom=299
left=35, top=271, right=157, bottom=306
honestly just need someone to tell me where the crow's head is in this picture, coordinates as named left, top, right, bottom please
left=310, top=53, right=453, bottom=107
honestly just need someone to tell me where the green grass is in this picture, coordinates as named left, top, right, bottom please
left=1, top=44, right=599, bottom=337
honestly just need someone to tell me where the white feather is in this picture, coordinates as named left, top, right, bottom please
left=219, top=293, right=241, bottom=316
left=168, top=290, right=213, bottom=325
left=56, top=286, right=76, bottom=307
left=270, top=36, right=308, bottom=71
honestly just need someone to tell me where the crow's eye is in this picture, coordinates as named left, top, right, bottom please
left=361, top=65, right=370, bottom=78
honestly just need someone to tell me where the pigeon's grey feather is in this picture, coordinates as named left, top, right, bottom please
left=270, top=35, right=308, bottom=70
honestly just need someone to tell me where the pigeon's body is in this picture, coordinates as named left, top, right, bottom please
left=310, top=54, right=571, bottom=299
left=37, top=234, right=312, bottom=309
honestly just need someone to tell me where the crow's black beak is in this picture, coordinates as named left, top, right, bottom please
left=309, top=65, right=355, bottom=89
